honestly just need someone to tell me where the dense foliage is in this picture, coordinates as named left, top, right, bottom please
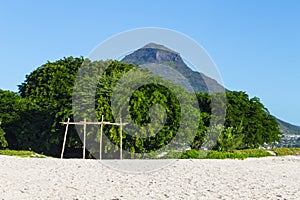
left=192, top=91, right=281, bottom=151
left=1, top=57, right=83, bottom=155
left=0, top=57, right=282, bottom=157
left=0, top=89, right=24, bottom=148
left=74, top=60, right=199, bottom=158
left=0, top=122, right=8, bottom=148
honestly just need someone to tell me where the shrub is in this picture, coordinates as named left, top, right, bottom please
left=206, top=149, right=273, bottom=160
left=180, top=149, right=205, bottom=159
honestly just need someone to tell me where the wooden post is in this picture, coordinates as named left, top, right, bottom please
left=120, top=118, right=123, bottom=160
left=60, top=118, right=127, bottom=160
left=61, top=118, right=70, bottom=159
left=83, top=118, right=86, bottom=159
left=99, top=115, right=104, bottom=160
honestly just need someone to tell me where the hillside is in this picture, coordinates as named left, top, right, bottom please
left=121, top=43, right=224, bottom=93
left=276, top=118, right=300, bottom=147
left=276, top=118, right=300, bottom=135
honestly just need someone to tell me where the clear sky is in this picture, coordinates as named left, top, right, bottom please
left=0, top=0, right=299, bottom=125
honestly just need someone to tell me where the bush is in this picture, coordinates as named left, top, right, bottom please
left=180, top=149, right=207, bottom=159
left=206, top=149, right=274, bottom=160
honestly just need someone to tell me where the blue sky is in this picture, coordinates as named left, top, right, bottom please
left=0, top=0, right=300, bottom=125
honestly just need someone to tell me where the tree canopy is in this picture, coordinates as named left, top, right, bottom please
left=0, top=57, right=282, bottom=157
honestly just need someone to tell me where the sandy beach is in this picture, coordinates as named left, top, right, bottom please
left=0, top=155, right=299, bottom=200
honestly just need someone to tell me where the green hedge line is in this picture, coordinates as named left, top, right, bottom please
left=179, top=148, right=300, bottom=159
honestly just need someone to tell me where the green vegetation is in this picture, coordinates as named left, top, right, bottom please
left=179, top=148, right=300, bottom=160
left=0, top=56, right=283, bottom=158
left=0, top=122, right=8, bottom=148
left=180, top=149, right=206, bottom=159
left=224, top=91, right=281, bottom=149
left=205, top=149, right=273, bottom=159
left=192, top=91, right=281, bottom=151
left=0, top=149, right=47, bottom=158
left=272, top=148, right=300, bottom=156
left=0, top=148, right=299, bottom=160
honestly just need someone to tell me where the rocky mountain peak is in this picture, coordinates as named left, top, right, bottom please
left=142, top=43, right=178, bottom=54
left=121, top=43, right=224, bottom=93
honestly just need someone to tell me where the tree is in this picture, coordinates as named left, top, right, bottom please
left=16, top=57, right=84, bottom=156
left=1, top=56, right=282, bottom=157
left=0, top=121, right=8, bottom=148
left=191, top=91, right=282, bottom=150
left=0, top=89, right=25, bottom=149
left=15, top=58, right=201, bottom=157
left=93, top=62, right=200, bottom=157
left=225, top=91, right=281, bottom=148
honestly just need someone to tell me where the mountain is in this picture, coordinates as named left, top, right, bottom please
left=276, top=118, right=300, bottom=147
left=121, top=43, right=224, bottom=93
left=277, top=118, right=300, bottom=135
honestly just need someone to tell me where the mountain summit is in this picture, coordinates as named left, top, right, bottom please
left=121, top=43, right=224, bottom=93
left=142, top=43, right=178, bottom=54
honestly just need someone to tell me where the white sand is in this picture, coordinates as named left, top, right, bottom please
left=0, top=155, right=300, bottom=200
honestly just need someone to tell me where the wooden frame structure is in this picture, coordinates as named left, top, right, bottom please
left=60, top=116, right=127, bottom=160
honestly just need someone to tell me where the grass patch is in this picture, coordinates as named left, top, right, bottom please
left=179, top=148, right=300, bottom=159
left=1, top=148, right=300, bottom=159
left=272, top=148, right=300, bottom=156
left=0, top=149, right=47, bottom=158
left=206, top=149, right=273, bottom=160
